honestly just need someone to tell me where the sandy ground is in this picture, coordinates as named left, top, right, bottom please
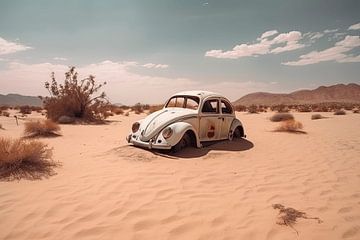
left=1, top=110, right=360, bottom=240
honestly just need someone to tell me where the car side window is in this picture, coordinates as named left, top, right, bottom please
left=202, top=99, right=219, bottom=114
left=221, top=100, right=233, bottom=114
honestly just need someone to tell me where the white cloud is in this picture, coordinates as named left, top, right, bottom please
left=283, top=35, right=360, bottom=66
left=324, top=29, right=338, bottom=34
left=142, top=63, right=169, bottom=69
left=0, top=37, right=32, bottom=55
left=205, top=30, right=305, bottom=59
left=259, top=30, right=278, bottom=39
left=348, top=22, right=360, bottom=30
left=310, top=32, right=324, bottom=40
left=0, top=60, right=274, bottom=104
left=53, top=57, right=67, bottom=61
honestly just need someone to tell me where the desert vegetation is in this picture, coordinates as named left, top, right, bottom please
left=311, top=114, right=324, bottom=120
left=40, top=66, right=110, bottom=123
left=270, top=113, right=294, bottom=122
left=24, top=119, right=61, bottom=138
left=1, top=111, right=10, bottom=117
left=0, top=137, right=59, bottom=181
left=334, top=109, right=346, bottom=115
left=148, top=104, right=163, bottom=114
left=276, top=120, right=304, bottom=133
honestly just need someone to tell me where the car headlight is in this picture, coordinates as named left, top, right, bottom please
left=132, top=122, right=140, bottom=133
left=162, top=127, right=173, bottom=139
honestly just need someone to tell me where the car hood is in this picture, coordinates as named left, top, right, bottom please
left=139, top=108, right=197, bottom=141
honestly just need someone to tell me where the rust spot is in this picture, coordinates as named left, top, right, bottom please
left=207, top=125, right=215, bottom=138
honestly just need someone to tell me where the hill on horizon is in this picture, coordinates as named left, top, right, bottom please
left=234, top=83, right=360, bottom=106
left=0, top=93, right=42, bottom=107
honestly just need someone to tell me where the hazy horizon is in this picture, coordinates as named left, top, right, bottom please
left=1, top=0, right=359, bottom=104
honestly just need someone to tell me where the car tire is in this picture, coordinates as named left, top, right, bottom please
left=233, top=127, right=243, bottom=139
left=172, top=132, right=191, bottom=153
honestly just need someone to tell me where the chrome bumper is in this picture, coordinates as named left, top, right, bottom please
left=126, top=134, right=172, bottom=150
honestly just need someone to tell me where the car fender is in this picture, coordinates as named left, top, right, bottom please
left=159, top=122, right=200, bottom=148
left=230, top=118, right=245, bottom=137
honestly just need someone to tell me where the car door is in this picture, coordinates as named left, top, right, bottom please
left=199, top=98, right=222, bottom=141
left=219, top=99, right=235, bottom=139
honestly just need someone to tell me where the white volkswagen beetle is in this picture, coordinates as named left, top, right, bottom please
left=126, top=91, right=245, bottom=152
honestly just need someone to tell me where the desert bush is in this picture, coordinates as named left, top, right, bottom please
left=0, top=105, right=10, bottom=111
left=0, top=137, right=59, bottom=181
left=270, top=113, right=294, bottom=122
left=234, top=105, right=247, bottom=112
left=271, top=104, right=289, bottom=113
left=24, top=119, right=61, bottom=137
left=297, top=105, right=312, bottom=112
left=334, top=109, right=346, bottom=115
left=148, top=104, right=163, bottom=114
left=353, top=109, right=359, bottom=114
left=124, top=112, right=130, bottom=116
left=2, top=111, right=10, bottom=117
left=19, top=105, right=32, bottom=114
left=110, top=106, right=124, bottom=115
left=276, top=120, right=304, bottom=133
left=311, top=114, right=324, bottom=120
left=132, top=103, right=144, bottom=114
left=247, top=104, right=259, bottom=114
left=40, top=66, right=109, bottom=122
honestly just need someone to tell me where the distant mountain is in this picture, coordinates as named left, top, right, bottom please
left=234, top=83, right=360, bottom=106
left=0, top=94, right=42, bottom=107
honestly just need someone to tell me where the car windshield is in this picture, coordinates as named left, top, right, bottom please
left=165, top=96, right=200, bottom=110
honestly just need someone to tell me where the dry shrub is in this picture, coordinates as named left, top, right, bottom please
left=297, top=105, right=311, bottom=112
left=41, top=66, right=110, bottom=122
left=247, top=104, right=259, bottom=114
left=24, top=119, right=61, bottom=138
left=271, top=104, right=289, bottom=113
left=276, top=120, right=304, bottom=133
left=334, top=109, right=346, bottom=115
left=132, top=103, right=144, bottom=114
left=2, top=111, right=10, bottom=117
left=0, top=137, right=59, bottom=181
left=0, top=105, right=10, bottom=111
left=19, top=105, right=32, bottom=114
left=234, top=105, right=247, bottom=112
left=270, top=113, right=294, bottom=122
left=148, top=104, right=163, bottom=114
left=311, top=114, right=323, bottom=120
left=124, top=112, right=130, bottom=116
left=111, top=107, right=124, bottom=115
left=273, top=204, right=322, bottom=235
left=353, top=109, right=360, bottom=114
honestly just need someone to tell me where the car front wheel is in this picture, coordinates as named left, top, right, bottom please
left=172, top=132, right=192, bottom=153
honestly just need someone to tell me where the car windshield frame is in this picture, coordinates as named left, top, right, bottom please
left=165, top=95, right=200, bottom=110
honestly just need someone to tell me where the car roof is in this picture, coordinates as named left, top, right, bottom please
left=171, top=90, right=224, bottom=99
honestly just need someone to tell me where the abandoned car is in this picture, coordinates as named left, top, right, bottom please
left=126, top=91, right=245, bottom=152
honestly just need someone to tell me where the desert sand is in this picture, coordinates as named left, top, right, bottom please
left=1, top=110, right=360, bottom=240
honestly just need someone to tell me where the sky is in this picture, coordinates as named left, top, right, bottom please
left=0, top=0, right=359, bottom=104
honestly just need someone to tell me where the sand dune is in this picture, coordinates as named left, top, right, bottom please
left=1, top=110, right=360, bottom=239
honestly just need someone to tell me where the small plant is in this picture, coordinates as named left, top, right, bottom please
left=124, top=112, right=130, bottom=116
left=24, top=119, right=61, bottom=138
left=2, top=111, right=10, bottom=117
left=273, top=204, right=322, bottom=235
left=132, top=103, right=144, bottom=114
left=334, top=109, right=346, bottom=115
left=353, top=109, right=360, bottom=114
left=0, top=137, right=59, bottom=181
left=234, top=105, right=247, bottom=112
left=276, top=119, right=304, bottom=133
left=311, top=114, right=323, bottom=120
left=247, top=104, right=259, bottom=114
left=270, top=113, right=294, bottom=122
left=19, top=105, right=32, bottom=115
left=111, top=106, right=124, bottom=115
